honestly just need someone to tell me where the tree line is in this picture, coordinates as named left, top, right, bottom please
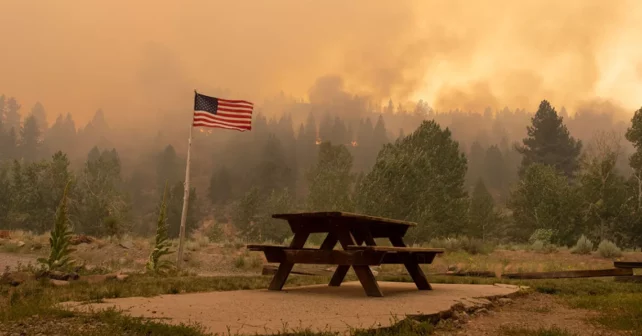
left=1, top=93, right=641, bottom=248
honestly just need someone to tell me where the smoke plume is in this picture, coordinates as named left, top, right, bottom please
left=1, top=0, right=641, bottom=125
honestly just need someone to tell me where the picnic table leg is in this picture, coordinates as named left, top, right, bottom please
left=337, top=230, right=383, bottom=297
left=268, top=231, right=310, bottom=291
left=389, top=236, right=432, bottom=290
left=327, top=232, right=360, bottom=287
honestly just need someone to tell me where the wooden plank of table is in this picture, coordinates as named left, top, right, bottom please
left=337, top=230, right=383, bottom=297
left=346, top=245, right=445, bottom=253
left=389, top=235, right=432, bottom=290
left=272, top=212, right=417, bottom=227
left=268, top=231, right=310, bottom=291
left=328, top=231, right=364, bottom=287
left=283, top=249, right=385, bottom=265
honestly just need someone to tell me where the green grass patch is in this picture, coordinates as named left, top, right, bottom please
left=567, top=292, right=642, bottom=334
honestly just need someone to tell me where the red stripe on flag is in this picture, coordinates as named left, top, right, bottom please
left=218, top=98, right=253, bottom=106
left=193, top=120, right=251, bottom=131
left=216, top=107, right=253, bottom=114
left=193, top=115, right=252, bottom=126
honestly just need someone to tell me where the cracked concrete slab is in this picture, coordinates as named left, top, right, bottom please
left=63, top=281, right=521, bottom=335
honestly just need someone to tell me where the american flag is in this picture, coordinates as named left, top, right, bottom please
left=193, top=92, right=253, bottom=131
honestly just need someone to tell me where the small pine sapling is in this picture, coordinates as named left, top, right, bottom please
left=146, top=183, right=173, bottom=274
left=38, top=181, right=75, bottom=271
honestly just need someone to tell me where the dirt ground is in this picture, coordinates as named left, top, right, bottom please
left=436, top=292, right=617, bottom=336
left=64, top=282, right=521, bottom=335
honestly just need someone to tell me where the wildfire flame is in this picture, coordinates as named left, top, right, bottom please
left=315, top=138, right=322, bottom=145
left=351, top=141, right=358, bottom=147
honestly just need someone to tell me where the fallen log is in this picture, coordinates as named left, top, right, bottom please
left=614, top=261, right=642, bottom=269
left=503, top=268, right=633, bottom=279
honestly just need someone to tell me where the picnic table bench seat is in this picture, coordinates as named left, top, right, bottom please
left=248, top=244, right=445, bottom=265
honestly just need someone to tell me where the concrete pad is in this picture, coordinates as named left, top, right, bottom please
left=65, top=281, right=520, bottom=335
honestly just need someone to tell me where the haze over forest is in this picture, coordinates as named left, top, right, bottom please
left=2, top=1, right=642, bottom=247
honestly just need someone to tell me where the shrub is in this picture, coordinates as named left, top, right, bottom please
left=571, top=235, right=593, bottom=255
left=428, top=236, right=491, bottom=254
left=597, top=239, right=622, bottom=258
left=234, top=255, right=246, bottom=268
left=38, top=182, right=75, bottom=271
left=146, top=183, right=173, bottom=274
left=528, top=240, right=558, bottom=253
left=459, top=236, right=491, bottom=255
left=207, top=222, right=224, bottom=243
left=529, top=228, right=554, bottom=245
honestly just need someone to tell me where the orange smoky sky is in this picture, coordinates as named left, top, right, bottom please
left=1, top=0, right=641, bottom=126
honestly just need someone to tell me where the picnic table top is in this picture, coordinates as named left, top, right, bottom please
left=271, top=211, right=417, bottom=227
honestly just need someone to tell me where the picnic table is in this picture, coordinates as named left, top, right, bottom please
left=247, top=211, right=444, bottom=297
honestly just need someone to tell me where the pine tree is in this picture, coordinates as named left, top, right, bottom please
left=468, top=179, right=501, bottom=241
left=372, top=114, right=389, bottom=147
left=146, top=183, right=173, bottom=274
left=30, top=102, right=48, bottom=131
left=156, top=145, right=182, bottom=192
left=0, top=95, right=5, bottom=123
left=483, top=145, right=508, bottom=199
left=254, top=134, right=293, bottom=195
left=208, top=166, right=233, bottom=204
left=508, top=164, right=582, bottom=244
left=625, top=106, right=642, bottom=209
left=517, top=100, right=582, bottom=178
left=306, top=142, right=354, bottom=211
left=19, top=115, right=42, bottom=161
left=466, top=141, right=485, bottom=187
left=578, top=132, right=628, bottom=242
left=4, top=97, right=21, bottom=131
left=166, top=181, right=199, bottom=239
left=356, top=120, right=468, bottom=241
left=38, top=181, right=75, bottom=271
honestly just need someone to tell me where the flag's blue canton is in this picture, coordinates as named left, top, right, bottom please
left=194, top=93, right=219, bottom=114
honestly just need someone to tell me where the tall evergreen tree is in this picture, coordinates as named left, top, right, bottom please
left=156, top=145, right=182, bottom=192
left=517, top=100, right=582, bottom=178
left=75, top=147, right=130, bottom=236
left=166, top=181, right=199, bottom=239
left=30, top=102, right=48, bottom=131
left=625, top=106, right=642, bottom=209
left=306, top=142, right=354, bottom=211
left=466, top=141, right=485, bottom=187
left=356, top=120, right=468, bottom=242
left=0, top=95, right=5, bottom=124
left=208, top=166, right=233, bottom=205
left=4, top=97, right=21, bottom=131
left=254, top=134, right=293, bottom=195
left=483, top=145, right=508, bottom=199
left=19, top=115, right=42, bottom=162
left=372, top=114, right=389, bottom=147
left=468, top=179, right=501, bottom=241
left=578, top=132, right=628, bottom=243
left=508, top=163, right=582, bottom=244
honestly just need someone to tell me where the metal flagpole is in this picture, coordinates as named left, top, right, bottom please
left=177, top=91, right=196, bottom=270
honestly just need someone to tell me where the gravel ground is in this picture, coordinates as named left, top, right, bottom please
left=0, top=253, right=37, bottom=273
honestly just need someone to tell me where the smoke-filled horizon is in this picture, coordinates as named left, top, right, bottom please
left=1, top=0, right=642, bottom=126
